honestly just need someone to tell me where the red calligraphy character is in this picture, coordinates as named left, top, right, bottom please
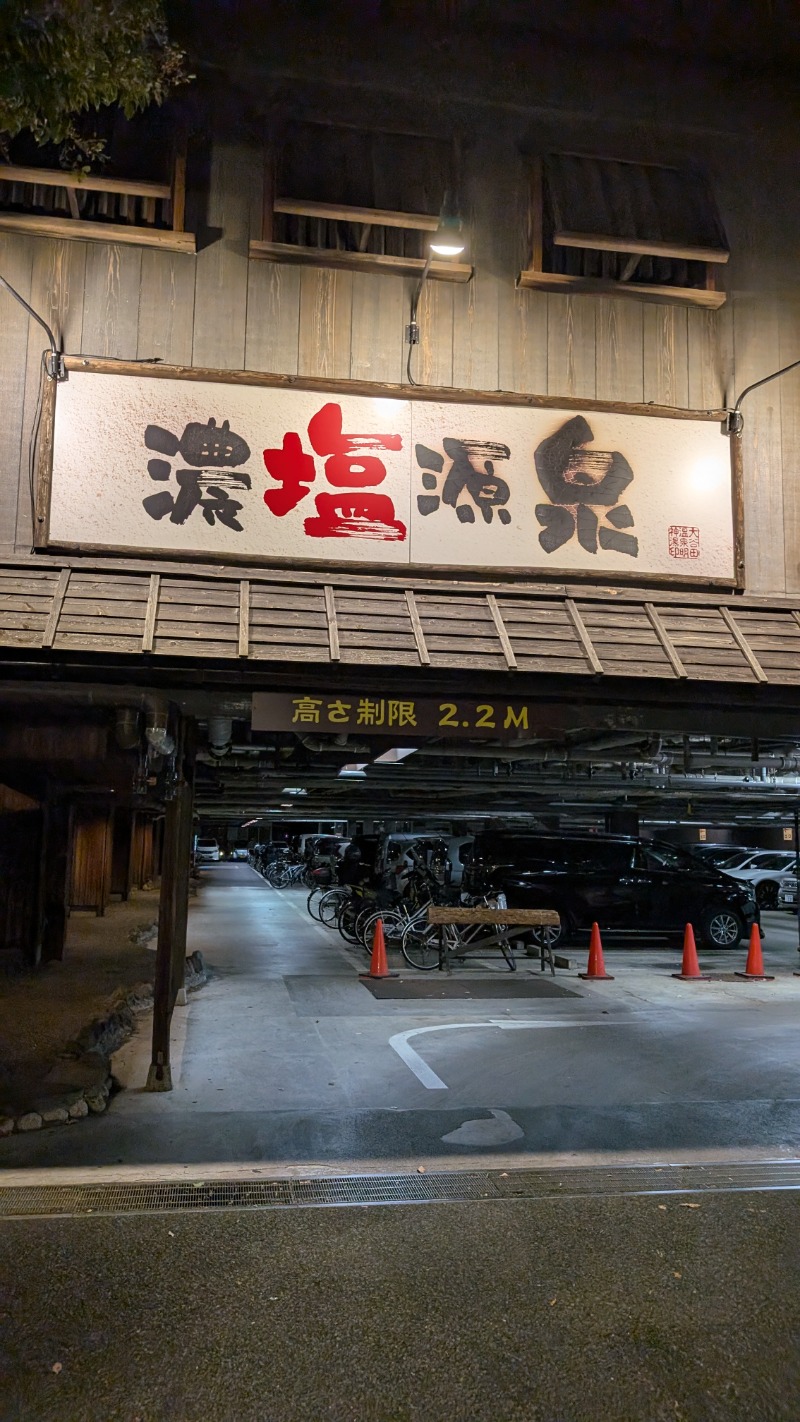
left=307, top=402, right=402, bottom=487
left=304, top=492, right=407, bottom=541
left=262, top=432, right=316, bottom=516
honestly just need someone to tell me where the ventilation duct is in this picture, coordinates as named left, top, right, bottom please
left=145, top=702, right=174, bottom=757
left=114, top=707, right=140, bottom=751
left=207, top=716, right=234, bottom=759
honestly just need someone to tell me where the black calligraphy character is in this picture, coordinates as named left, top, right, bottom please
left=416, top=440, right=512, bottom=524
left=142, top=418, right=252, bottom=532
left=143, top=469, right=250, bottom=530
left=534, top=416, right=638, bottom=557
left=144, top=418, right=251, bottom=467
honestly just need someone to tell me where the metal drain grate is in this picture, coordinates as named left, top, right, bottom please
left=2, top=1161, right=800, bottom=1219
left=489, top=1161, right=800, bottom=1198
left=0, top=1172, right=498, bottom=1219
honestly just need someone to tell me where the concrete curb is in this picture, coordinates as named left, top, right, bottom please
left=0, top=952, right=208, bottom=1136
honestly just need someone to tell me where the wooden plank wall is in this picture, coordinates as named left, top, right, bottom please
left=69, top=807, right=114, bottom=915
left=1, top=86, right=799, bottom=596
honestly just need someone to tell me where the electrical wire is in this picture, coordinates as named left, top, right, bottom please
left=406, top=342, right=417, bottom=386
left=27, top=350, right=48, bottom=542
left=405, top=252, right=433, bottom=388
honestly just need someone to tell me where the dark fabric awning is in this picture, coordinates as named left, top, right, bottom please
left=0, top=555, right=798, bottom=687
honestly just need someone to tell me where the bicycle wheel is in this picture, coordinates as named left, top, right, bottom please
left=338, top=897, right=364, bottom=945
left=354, top=903, right=378, bottom=950
left=401, top=920, right=441, bottom=970
left=319, top=889, right=349, bottom=928
left=360, top=908, right=405, bottom=952
left=307, top=888, right=326, bottom=921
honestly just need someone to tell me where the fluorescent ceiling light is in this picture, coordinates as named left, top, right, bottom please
left=281, top=787, right=307, bottom=795
left=339, top=764, right=367, bottom=778
left=373, top=747, right=418, bottom=765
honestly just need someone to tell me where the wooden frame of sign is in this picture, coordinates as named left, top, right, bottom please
left=33, top=356, right=743, bottom=591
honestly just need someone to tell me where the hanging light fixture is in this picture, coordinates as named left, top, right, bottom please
left=429, top=211, right=466, bottom=258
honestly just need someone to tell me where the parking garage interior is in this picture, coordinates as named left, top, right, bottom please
left=4, top=652, right=800, bottom=1175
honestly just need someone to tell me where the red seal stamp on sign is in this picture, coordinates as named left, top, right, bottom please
left=668, top=525, right=700, bottom=559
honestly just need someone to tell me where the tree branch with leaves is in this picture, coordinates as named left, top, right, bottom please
left=0, top=0, right=191, bottom=167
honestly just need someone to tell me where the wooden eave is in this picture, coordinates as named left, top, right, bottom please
left=0, top=554, right=796, bottom=689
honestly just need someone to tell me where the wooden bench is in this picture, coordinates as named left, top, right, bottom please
left=427, top=906, right=561, bottom=974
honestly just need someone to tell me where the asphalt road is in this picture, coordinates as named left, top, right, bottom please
left=2, top=1189, right=800, bottom=1422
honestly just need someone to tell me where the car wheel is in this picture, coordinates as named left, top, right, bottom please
left=756, top=880, right=779, bottom=910
left=701, top=906, right=744, bottom=949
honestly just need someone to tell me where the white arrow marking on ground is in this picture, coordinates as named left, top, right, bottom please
left=389, top=1018, right=619, bottom=1090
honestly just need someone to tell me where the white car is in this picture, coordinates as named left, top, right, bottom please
left=725, top=850, right=797, bottom=909
left=779, top=873, right=799, bottom=910
left=195, top=838, right=220, bottom=863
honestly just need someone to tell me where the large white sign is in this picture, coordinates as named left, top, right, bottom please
left=44, top=364, right=735, bottom=581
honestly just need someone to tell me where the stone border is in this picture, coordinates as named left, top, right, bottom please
left=0, top=952, right=207, bottom=1137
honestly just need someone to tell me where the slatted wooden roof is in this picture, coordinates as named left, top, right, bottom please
left=1, top=555, right=800, bottom=685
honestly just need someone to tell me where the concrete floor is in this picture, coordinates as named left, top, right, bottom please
left=3, top=1190, right=800, bottom=1422
left=4, top=866, right=800, bottom=1422
left=3, top=863, right=800, bottom=1173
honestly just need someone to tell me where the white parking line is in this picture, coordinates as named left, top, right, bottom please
left=389, top=1018, right=621, bottom=1090
left=271, top=885, right=343, bottom=945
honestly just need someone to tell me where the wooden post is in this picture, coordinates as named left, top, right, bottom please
left=98, top=807, right=114, bottom=916
left=170, top=134, right=187, bottom=234
left=261, top=137, right=276, bottom=243
left=146, top=717, right=196, bottom=1092
left=111, top=809, right=135, bottom=902
left=39, top=799, right=72, bottom=964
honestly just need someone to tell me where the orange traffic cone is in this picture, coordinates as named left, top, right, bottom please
left=579, top=922, right=614, bottom=980
left=735, top=923, right=774, bottom=981
left=360, top=918, right=399, bottom=980
left=672, top=924, right=709, bottom=981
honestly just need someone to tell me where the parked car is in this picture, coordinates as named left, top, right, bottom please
left=778, top=874, right=798, bottom=910
left=724, top=850, right=797, bottom=909
left=229, top=846, right=249, bottom=861
left=195, top=837, right=221, bottom=863
left=689, top=844, right=755, bottom=868
left=463, top=831, right=759, bottom=949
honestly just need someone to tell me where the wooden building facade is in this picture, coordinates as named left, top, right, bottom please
left=1, top=5, right=799, bottom=1082
left=1, top=14, right=799, bottom=595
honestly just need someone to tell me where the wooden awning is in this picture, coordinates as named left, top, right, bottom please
left=0, top=554, right=799, bottom=686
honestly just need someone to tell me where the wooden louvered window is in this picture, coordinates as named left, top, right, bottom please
left=249, top=121, right=472, bottom=284
left=518, top=153, right=728, bottom=308
left=0, top=119, right=192, bottom=253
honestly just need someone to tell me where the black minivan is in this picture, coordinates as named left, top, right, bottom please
left=463, top=832, right=759, bottom=949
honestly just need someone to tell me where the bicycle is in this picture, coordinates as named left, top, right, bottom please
left=317, top=886, right=352, bottom=928
left=400, top=893, right=509, bottom=970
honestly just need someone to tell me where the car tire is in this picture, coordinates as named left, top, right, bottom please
left=755, top=880, right=779, bottom=910
left=700, top=905, right=744, bottom=949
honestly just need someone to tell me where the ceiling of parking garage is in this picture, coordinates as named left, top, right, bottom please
left=3, top=678, right=800, bottom=827
left=194, top=725, right=800, bottom=826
